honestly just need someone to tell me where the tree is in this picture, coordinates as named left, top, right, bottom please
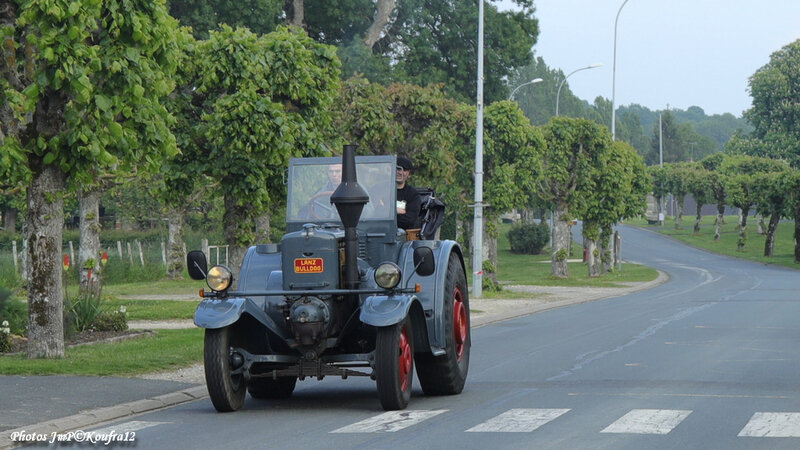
left=579, top=141, right=646, bottom=277
left=482, top=100, right=543, bottom=284
left=745, top=39, right=800, bottom=166
left=664, top=163, right=692, bottom=229
left=167, top=0, right=283, bottom=39
left=647, top=165, right=669, bottom=225
left=700, top=153, right=729, bottom=240
left=538, top=117, right=611, bottom=278
left=175, top=25, right=341, bottom=271
left=373, top=0, right=539, bottom=104
left=1, top=0, right=181, bottom=357
left=753, top=170, right=791, bottom=257
left=720, top=155, right=788, bottom=251
left=683, top=164, right=713, bottom=234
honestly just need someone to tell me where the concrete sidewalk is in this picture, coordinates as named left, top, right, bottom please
left=0, top=271, right=666, bottom=449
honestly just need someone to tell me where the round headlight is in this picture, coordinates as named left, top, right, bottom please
left=207, top=265, right=233, bottom=292
left=374, top=262, right=402, bottom=289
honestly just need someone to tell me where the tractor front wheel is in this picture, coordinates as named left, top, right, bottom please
left=204, top=327, right=246, bottom=412
left=375, top=316, right=414, bottom=410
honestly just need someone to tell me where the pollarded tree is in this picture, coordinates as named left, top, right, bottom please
left=779, top=170, right=800, bottom=262
left=664, top=163, right=693, bottom=229
left=178, top=25, right=341, bottom=270
left=538, top=117, right=611, bottom=278
left=683, top=164, right=713, bottom=234
left=700, top=152, right=729, bottom=240
left=482, top=100, right=544, bottom=283
left=721, top=155, right=788, bottom=251
left=647, top=165, right=669, bottom=225
left=753, top=170, right=792, bottom=257
left=0, top=0, right=181, bottom=357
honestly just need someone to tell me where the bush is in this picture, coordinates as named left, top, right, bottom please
left=507, top=222, right=549, bottom=255
left=0, top=287, right=26, bottom=335
left=92, top=307, right=128, bottom=332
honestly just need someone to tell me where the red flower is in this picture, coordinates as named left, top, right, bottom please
left=62, top=254, right=70, bottom=271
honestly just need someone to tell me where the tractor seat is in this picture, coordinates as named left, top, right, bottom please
left=415, top=187, right=445, bottom=240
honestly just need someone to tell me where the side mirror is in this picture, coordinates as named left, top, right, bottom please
left=187, top=250, right=208, bottom=280
left=413, top=247, right=435, bottom=277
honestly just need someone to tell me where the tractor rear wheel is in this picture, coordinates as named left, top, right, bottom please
left=416, top=252, right=470, bottom=395
left=375, top=316, right=414, bottom=410
left=204, top=326, right=247, bottom=412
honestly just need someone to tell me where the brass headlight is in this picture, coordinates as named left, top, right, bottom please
left=207, top=265, right=233, bottom=292
left=374, top=262, right=402, bottom=289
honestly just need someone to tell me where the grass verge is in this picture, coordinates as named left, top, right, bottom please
left=625, top=215, right=800, bottom=270
left=106, top=298, right=198, bottom=321
left=0, top=328, right=203, bottom=376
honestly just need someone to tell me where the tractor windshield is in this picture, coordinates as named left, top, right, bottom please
left=286, top=158, right=395, bottom=223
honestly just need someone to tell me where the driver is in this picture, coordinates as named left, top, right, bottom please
left=298, top=163, right=342, bottom=219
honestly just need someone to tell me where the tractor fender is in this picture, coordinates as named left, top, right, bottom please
left=360, top=294, right=419, bottom=327
left=194, top=297, right=286, bottom=338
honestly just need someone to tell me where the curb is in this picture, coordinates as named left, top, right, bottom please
left=0, top=386, right=208, bottom=449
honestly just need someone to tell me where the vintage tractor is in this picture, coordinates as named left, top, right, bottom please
left=187, top=145, right=470, bottom=411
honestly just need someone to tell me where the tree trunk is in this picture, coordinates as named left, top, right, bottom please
left=763, top=211, right=779, bottom=257
left=795, top=203, right=800, bottom=262
left=550, top=203, right=569, bottom=278
left=363, top=0, right=396, bottom=49
left=223, top=193, right=252, bottom=276
left=254, top=212, right=271, bottom=243
left=78, top=188, right=101, bottom=289
left=737, top=206, right=749, bottom=251
left=714, top=204, right=724, bottom=241
left=674, top=196, right=684, bottom=229
left=26, top=163, right=66, bottom=358
left=484, top=225, right=497, bottom=285
left=166, top=207, right=185, bottom=279
left=694, top=204, right=702, bottom=234
left=290, top=0, right=304, bottom=27
left=599, top=227, right=613, bottom=274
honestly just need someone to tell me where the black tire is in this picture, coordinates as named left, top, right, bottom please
left=375, top=316, right=414, bottom=410
left=247, top=376, right=297, bottom=399
left=416, top=252, right=470, bottom=395
left=204, top=327, right=246, bottom=412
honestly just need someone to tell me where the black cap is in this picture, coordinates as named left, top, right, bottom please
left=397, top=156, right=413, bottom=171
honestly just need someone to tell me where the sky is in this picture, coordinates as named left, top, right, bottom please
left=498, top=0, right=800, bottom=117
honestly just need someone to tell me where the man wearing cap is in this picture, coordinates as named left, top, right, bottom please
left=396, top=156, right=422, bottom=230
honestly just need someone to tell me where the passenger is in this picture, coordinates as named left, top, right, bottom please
left=395, top=156, right=422, bottom=230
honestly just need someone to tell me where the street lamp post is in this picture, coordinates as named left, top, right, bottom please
left=473, top=0, right=485, bottom=298
left=508, top=78, right=543, bottom=100
left=555, top=63, right=602, bottom=116
left=611, top=0, right=630, bottom=141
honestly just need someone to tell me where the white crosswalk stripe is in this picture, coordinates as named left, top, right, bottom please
left=331, top=409, right=448, bottom=433
left=738, top=412, right=800, bottom=437
left=600, top=409, right=692, bottom=435
left=466, top=408, right=571, bottom=433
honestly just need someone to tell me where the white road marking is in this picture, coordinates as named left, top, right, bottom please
left=330, top=410, right=448, bottom=433
left=91, top=420, right=170, bottom=434
left=601, top=409, right=691, bottom=434
left=466, top=408, right=570, bottom=433
left=738, top=412, right=800, bottom=437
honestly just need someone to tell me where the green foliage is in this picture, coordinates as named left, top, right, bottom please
left=92, top=308, right=128, bottom=332
left=66, top=291, right=107, bottom=333
left=745, top=39, right=800, bottom=166
left=168, top=0, right=283, bottom=39
left=172, top=25, right=341, bottom=257
left=507, top=222, right=549, bottom=255
left=0, top=288, right=26, bottom=335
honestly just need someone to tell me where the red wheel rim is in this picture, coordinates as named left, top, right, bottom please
left=398, top=327, right=412, bottom=391
left=453, top=286, right=467, bottom=360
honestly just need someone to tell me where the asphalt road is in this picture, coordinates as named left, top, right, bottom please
left=56, top=225, right=800, bottom=448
